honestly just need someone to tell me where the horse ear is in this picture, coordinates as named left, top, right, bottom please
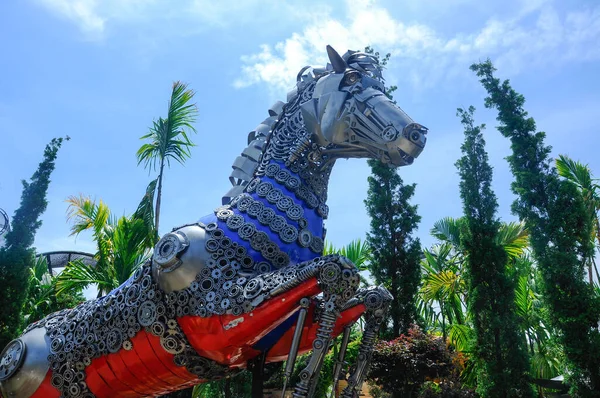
left=327, top=45, right=347, bottom=73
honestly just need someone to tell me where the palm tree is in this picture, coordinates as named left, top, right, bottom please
left=23, top=256, right=84, bottom=324
left=55, top=192, right=155, bottom=297
left=420, top=217, right=470, bottom=343
left=556, top=154, right=600, bottom=283
left=137, top=81, right=198, bottom=234
left=423, top=217, right=565, bottom=389
left=420, top=217, right=529, bottom=344
left=419, top=242, right=466, bottom=341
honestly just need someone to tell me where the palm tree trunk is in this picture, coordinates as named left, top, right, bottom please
left=592, top=256, right=600, bottom=284
left=526, top=330, right=535, bottom=355
left=595, top=216, right=600, bottom=249
left=593, top=215, right=600, bottom=283
left=155, top=159, right=165, bottom=235
left=441, top=302, right=446, bottom=341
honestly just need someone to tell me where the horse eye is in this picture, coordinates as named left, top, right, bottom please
left=344, top=72, right=360, bottom=85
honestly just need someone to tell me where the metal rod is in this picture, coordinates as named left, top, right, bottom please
left=331, top=326, right=352, bottom=398
left=281, top=298, right=310, bottom=396
left=307, top=340, right=329, bottom=398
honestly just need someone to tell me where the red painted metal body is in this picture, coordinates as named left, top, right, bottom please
left=30, top=371, right=60, bottom=398
left=30, top=278, right=366, bottom=397
left=179, top=278, right=322, bottom=366
left=266, top=303, right=366, bottom=363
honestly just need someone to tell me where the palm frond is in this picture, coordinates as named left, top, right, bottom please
left=32, top=255, right=51, bottom=283
left=531, top=349, right=563, bottom=380
left=421, top=270, right=464, bottom=303
left=136, top=82, right=198, bottom=171
left=514, top=274, right=533, bottom=320
left=417, top=298, right=441, bottom=330
left=55, top=259, right=116, bottom=296
left=323, top=239, right=371, bottom=270
left=556, top=154, right=593, bottom=190
left=166, top=81, right=198, bottom=135
left=496, top=221, right=529, bottom=259
left=448, top=323, right=472, bottom=352
left=65, top=195, right=110, bottom=240
left=133, top=178, right=158, bottom=247
left=111, top=216, right=152, bottom=284
left=431, top=217, right=464, bottom=248
left=421, top=248, right=441, bottom=273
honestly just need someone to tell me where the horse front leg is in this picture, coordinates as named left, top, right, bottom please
left=290, top=257, right=360, bottom=398
left=338, top=285, right=392, bottom=398
left=268, top=285, right=392, bottom=398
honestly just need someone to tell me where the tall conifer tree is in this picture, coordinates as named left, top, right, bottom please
left=365, top=159, right=422, bottom=337
left=0, top=137, right=65, bottom=349
left=456, top=106, right=533, bottom=397
left=471, top=60, right=600, bottom=395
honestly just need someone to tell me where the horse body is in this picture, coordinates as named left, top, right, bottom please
left=0, top=46, right=427, bottom=398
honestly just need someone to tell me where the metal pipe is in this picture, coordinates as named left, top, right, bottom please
left=330, top=326, right=352, bottom=398
left=307, top=340, right=329, bottom=398
left=281, top=298, right=310, bottom=396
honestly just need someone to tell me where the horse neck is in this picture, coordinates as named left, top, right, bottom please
left=218, top=81, right=335, bottom=266
left=253, top=82, right=335, bottom=239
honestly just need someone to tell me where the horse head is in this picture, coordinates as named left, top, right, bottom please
left=300, top=45, right=427, bottom=167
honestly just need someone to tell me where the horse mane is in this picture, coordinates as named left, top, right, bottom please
left=221, top=67, right=324, bottom=205
left=221, top=50, right=382, bottom=205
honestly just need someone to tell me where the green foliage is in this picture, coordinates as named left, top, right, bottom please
left=556, top=154, right=600, bottom=283
left=512, top=256, right=558, bottom=379
left=137, top=81, right=198, bottom=233
left=192, top=372, right=252, bottom=398
left=0, top=137, right=65, bottom=349
left=55, top=191, right=155, bottom=297
left=419, top=241, right=467, bottom=335
left=365, top=158, right=422, bottom=337
left=421, top=218, right=530, bottom=339
left=471, top=59, right=600, bottom=395
left=134, top=178, right=159, bottom=246
left=367, top=326, right=473, bottom=398
left=419, top=380, right=477, bottom=398
left=324, top=239, right=370, bottom=269
left=456, top=106, right=533, bottom=397
left=23, top=256, right=84, bottom=325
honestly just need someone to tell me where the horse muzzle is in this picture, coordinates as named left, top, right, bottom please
left=348, top=88, right=428, bottom=166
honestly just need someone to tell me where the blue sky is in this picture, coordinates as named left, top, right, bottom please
left=1, top=0, right=599, bottom=257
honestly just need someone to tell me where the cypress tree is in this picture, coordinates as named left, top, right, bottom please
left=471, top=60, right=600, bottom=395
left=363, top=46, right=421, bottom=337
left=456, top=106, right=533, bottom=397
left=365, top=159, right=422, bottom=337
left=0, top=137, right=65, bottom=349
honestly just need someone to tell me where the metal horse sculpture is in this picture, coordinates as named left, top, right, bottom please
left=0, top=46, right=427, bottom=398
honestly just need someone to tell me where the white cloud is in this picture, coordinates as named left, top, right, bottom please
left=234, top=0, right=600, bottom=92
left=36, top=0, right=105, bottom=36
left=35, top=0, right=163, bottom=38
left=188, top=0, right=331, bottom=29
left=34, top=0, right=331, bottom=40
